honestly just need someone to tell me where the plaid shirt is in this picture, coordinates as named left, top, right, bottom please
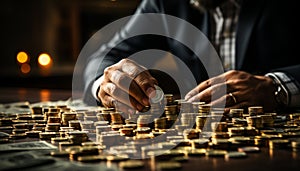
left=210, top=0, right=300, bottom=108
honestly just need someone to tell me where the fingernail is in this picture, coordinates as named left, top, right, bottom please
left=142, top=98, right=149, bottom=106
left=146, top=87, right=155, bottom=98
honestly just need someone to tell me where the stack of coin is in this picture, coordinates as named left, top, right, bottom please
left=183, top=129, right=200, bottom=139
left=96, top=112, right=111, bottom=123
left=137, top=115, right=153, bottom=128
left=229, top=109, right=244, bottom=118
left=45, top=112, right=59, bottom=121
left=196, top=115, right=209, bottom=131
left=150, top=102, right=164, bottom=115
left=31, top=106, right=43, bottom=114
left=110, top=112, right=124, bottom=125
left=68, top=120, right=81, bottom=130
left=80, top=121, right=94, bottom=130
left=154, top=117, right=167, bottom=130
left=248, top=106, right=264, bottom=116
left=76, top=112, right=85, bottom=121
left=164, top=105, right=178, bottom=126
left=0, top=118, right=13, bottom=127
left=192, top=102, right=205, bottom=113
left=99, top=132, right=125, bottom=148
left=69, top=146, right=99, bottom=161
left=48, top=117, right=61, bottom=124
left=198, top=104, right=212, bottom=115
left=96, top=125, right=112, bottom=142
left=39, top=132, right=59, bottom=140
left=16, top=113, right=32, bottom=120
left=246, top=116, right=263, bottom=129
left=164, top=94, right=174, bottom=105
left=260, top=114, right=275, bottom=127
left=67, top=131, right=89, bottom=145
left=181, top=113, right=198, bottom=128
left=45, top=123, right=60, bottom=132
left=228, top=127, right=245, bottom=137
left=211, top=122, right=228, bottom=132
left=61, top=113, right=77, bottom=126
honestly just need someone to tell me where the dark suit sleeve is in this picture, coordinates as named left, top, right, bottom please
left=82, top=0, right=169, bottom=105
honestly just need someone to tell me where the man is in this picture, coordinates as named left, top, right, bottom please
left=83, top=0, right=300, bottom=114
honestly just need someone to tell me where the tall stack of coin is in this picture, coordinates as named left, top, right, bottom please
left=192, top=102, right=205, bottom=113
left=248, top=106, right=264, bottom=116
left=198, top=104, right=212, bottom=115
left=164, top=105, right=178, bottom=126
left=196, top=116, right=207, bottom=131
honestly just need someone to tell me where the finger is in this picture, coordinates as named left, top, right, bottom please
left=187, top=83, right=227, bottom=103
left=185, top=75, right=227, bottom=100
left=210, top=92, right=239, bottom=108
left=107, top=70, right=150, bottom=106
left=102, top=82, right=145, bottom=111
left=119, top=59, right=158, bottom=97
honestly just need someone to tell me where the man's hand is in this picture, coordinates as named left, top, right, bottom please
left=185, top=70, right=277, bottom=112
left=98, top=59, right=157, bottom=115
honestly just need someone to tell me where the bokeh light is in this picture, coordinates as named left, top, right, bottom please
left=38, top=53, right=52, bottom=67
left=20, top=63, right=31, bottom=74
left=17, top=51, right=29, bottom=64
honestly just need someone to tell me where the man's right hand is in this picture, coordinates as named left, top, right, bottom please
left=97, top=59, right=158, bottom=115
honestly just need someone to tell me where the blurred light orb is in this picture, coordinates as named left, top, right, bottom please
left=38, top=53, right=52, bottom=66
left=17, top=51, right=29, bottom=64
left=20, top=63, right=31, bottom=74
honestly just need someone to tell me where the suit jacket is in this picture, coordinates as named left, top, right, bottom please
left=83, top=0, right=300, bottom=106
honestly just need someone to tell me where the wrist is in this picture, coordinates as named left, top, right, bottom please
left=265, top=73, right=289, bottom=108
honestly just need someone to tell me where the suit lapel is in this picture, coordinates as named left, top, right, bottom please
left=236, top=0, right=266, bottom=69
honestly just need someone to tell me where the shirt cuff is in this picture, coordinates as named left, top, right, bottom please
left=266, top=72, right=300, bottom=108
left=92, top=76, right=104, bottom=101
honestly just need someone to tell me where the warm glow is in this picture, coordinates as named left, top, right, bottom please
left=17, top=51, right=29, bottom=63
left=38, top=53, right=52, bottom=66
left=20, top=63, right=31, bottom=74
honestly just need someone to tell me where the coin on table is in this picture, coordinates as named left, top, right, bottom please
left=238, top=146, right=260, bottom=153
left=205, top=150, right=227, bottom=157
left=119, top=160, right=144, bottom=169
left=156, top=161, right=182, bottom=170
left=77, top=155, right=107, bottom=163
left=225, top=151, right=247, bottom=159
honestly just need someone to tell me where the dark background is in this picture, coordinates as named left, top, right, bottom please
left=0, top=0, right=140, bottom=92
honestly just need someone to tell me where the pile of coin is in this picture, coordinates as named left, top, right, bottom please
left=2, top=97, right=300, bottom=169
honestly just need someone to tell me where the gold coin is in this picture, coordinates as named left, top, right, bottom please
left=156, top=161, right=182, bottom=170
left=119, top=160, right=144, bottom=169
